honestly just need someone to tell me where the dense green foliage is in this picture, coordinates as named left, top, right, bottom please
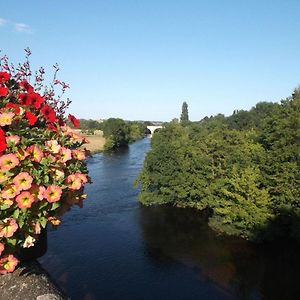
left=78, top=119, right=102, bottom=133
left=137, top=88, right=300, bottom=241
left=180, top=101, right=189, bottom=125
left=102, top=118, right=147, bottom=150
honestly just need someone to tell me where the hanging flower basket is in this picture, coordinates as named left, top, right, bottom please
left=0, top=49, right=90, bottom=274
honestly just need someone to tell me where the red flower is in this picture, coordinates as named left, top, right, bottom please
left=19, top=93, right=32, bottom=106
left=29, top=92, right=44, bottom=109
left=41, top=104, right=57, bottom=122
left=25, top=111, right=38, bottom=126
left=0, top=128, right=7, bottom=152
left=4, top=103, right=21, bottom=115
left=0, top=87, right=8, bottom=97
left=68, top=114, right=80, bottom=128
left=47, top=123, right=59, bottom=133
left=18, top=80, right=34, bottom=92
left=0, top=72, right=11, bottom=83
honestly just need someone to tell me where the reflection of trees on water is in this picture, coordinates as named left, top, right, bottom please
left=138, top=205, right=300, bottom=300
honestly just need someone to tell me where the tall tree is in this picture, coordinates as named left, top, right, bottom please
left=180, top=101, right=189, bottom=125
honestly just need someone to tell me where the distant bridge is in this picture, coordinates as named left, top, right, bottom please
left=147, top=125, right=163, bottom=135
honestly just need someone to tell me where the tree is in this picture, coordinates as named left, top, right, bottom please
left=102, top=118, right=130, bottom=150
left=180, top=101, right=189, bottom=125
left=137, top=86, right=300, bottom=242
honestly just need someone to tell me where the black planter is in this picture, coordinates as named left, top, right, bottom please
left=19, top=228, right=48, bottom=261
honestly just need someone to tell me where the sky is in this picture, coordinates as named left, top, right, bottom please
left=1, top=0, right=300, bottom=121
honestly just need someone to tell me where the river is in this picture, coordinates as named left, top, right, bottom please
left=39, top=137, right=300, bottom=300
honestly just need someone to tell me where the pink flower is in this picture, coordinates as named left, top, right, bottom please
left=6, top=135, right=20, bottom=146
left=38, top=185, right=46, bottom=200
left=58, top=147, right=72, bottom=163
left=45, top=140, right=61, bottom=154
left=75, top=172, right=88, bottom=184
left=72, top=149, right=86, bottom=161
left=66, top=174, right=82, bottom=190
left=15, top=148, right=29, bottom=161
left=0, top=254, right=19, bottom=274
left=0, top=153, right=20, bottom=171
left=0, top=171, right=9, bottom=184
left=27, top=145, right=44, bottom=163
left=0, top=112, right=14, bottom=126
left=0, top=242, right=4, bottom=256
left=23, top=235, right=36, bottom=248
left=0, top=218, right=18, bottom=238
left=44, top=185, right=62, bottom=203
left=1, top=184, right=20, bottom=199
left=52, top=168, right=65, bottom=181
left=16, top=191, right=35, bottom=209
left=13, top=172, right=33, bottom=191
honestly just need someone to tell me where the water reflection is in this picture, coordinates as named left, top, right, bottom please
left=139, top=205, right=300, bottom=300
left=39, top=138, right=300, bottom=300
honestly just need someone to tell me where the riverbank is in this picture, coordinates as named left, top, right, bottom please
left=81, top=132, right=106, bottom=153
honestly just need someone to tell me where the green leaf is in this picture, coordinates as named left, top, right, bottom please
left=39, top=217, right=48, bottom=228
left=51, top=202, right=61, bottom=211
left=13, top=209, right=20, bottom=219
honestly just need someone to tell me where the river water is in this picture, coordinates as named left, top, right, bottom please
left=39, top=138, right=300, bottom=300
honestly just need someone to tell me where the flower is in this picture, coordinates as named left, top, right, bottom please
left=48, top=216, right=61, bottom=226
left=68, top=114, right=80, bottom=128
left=18, top=80, right=33, bottom=92
left=0, top=112, right=15, bottom=126
left=0, top=50, right=89, bottom=273
left=37, top=186, right=46, bottom=200
left=29, top=92, right=44, bottom=109
left=0, top=171, right=9, bottom=184
left=23, top=235, right=36, bottom=248
left=6, top=135, right=20, bottom=146
left=41, top=104, right=57, bottom=122
left=0, top=153, right=20, bottom=171
left=0, top=128, right=7, bottom=152
left=25, top=111, right=38, bottom=126
left=1, top=184, right=20, bottom=199
left=0, top=71, right=11, bottom=83
left=27, top=145, right=43, bottom=162
left=0, top=87, right=8, bottom=97
left=13, top=172, right=33, bottom=191
left=16, top=191, right=35, bottom=209
left=0, top=198, right=13, bottom=208
left=45, top=140, right=61, bottom=154
left=72, top=149, right=86, bottom=160
left=19, top=93, right=32, bottom=106
left=66, top=174, right=82, bottom=190
left=58, top=147, right=72, bottom=163
left=15, top=148, right=29, bottom=161
left=0, top=218, right=18, bottom=238
left=0, top=254, right=19, bottom=274
left=0, top=243, right=4, bottom=256
left=44, top=185, right=62, bottom=203
left=4, top=103, right=21, bottom=115
left=75, top=172, right=88, bottom=184
left=52, top=168, right=65, bottom=181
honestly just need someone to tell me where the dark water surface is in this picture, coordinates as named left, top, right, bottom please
left=39, top=138, right=300, bottom=300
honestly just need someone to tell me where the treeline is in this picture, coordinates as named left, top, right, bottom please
left=101, top=118, right=148, bottom=151
left=137, top=88, right=300, bottom=242
left=76, top=118, right=149, bottom=150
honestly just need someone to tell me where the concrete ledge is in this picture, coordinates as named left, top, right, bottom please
left=0, top=260, right=67, bottom=300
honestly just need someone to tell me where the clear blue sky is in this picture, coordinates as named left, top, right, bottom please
left=1, top=0, right=300, bottom=121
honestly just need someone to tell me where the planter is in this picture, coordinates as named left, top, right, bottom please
left=18, top=229, right=48, bottom=262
